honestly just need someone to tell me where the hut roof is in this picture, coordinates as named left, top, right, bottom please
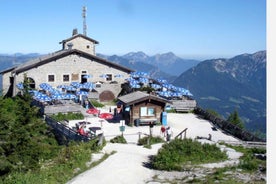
left=118, top=91, right=171, bottom=106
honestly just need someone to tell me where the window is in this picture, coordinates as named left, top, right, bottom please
left=95, top=82, right=101, bottom=88
left=106, top=74, right=112, bottom=81
left=71, top=73, right=79, bottom=80
left=140, top=107, right=155, bottom=117
left=63, top=74, right=70, bottom=82
left=86, top=45, right=90, bottom=49
left=48, top=75, right=55, bottom=82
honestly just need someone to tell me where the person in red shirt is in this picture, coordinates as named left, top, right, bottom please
left=160, top=126, right=166, bottom=137
left=78, top=126, right=86, bottom=136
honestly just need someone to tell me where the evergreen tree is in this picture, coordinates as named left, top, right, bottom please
left=227, top=109, right=244, bottom=129
left=206, top=108, right=221, bottom=118
left=0, top=94, right=59, bottom=176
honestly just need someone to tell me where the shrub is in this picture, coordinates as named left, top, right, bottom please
left=138, top=136, right=164, bottom=147
left=110, top=135, right=127, bottom=144
left=151, top=138, right=228, bottom=171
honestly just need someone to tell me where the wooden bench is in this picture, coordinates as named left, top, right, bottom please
left=135, top=118, right=157, bottom=126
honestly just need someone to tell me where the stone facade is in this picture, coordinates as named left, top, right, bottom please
left=1, top=34, right=134, bottom=100
left=60, top=34, right=98, bottom=55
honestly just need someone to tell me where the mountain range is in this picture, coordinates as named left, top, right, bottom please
left=97, top=52, right=201, bottom=82
left=173, top=51, right=266, bottom=135
left=0, top=51, right=266, bottom=137
left=100, top=51, right=266, bottom=136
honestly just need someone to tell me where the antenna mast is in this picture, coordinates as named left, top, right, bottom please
left=82, top=6, right=87, bottom=36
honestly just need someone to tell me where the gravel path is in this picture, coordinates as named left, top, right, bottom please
left=67, top=112, right=242, bottom=184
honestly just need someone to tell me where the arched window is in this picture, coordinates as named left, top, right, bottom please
left=27, top=77, right=36, bottom=89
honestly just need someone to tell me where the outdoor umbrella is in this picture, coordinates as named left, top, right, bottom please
left=151, top=84, right=161, bottom=90
left=83, top=74, right=92, bottom=79
left=130, top=83, right=141, bottom=89
left=63, top=93, right=77, bottom=99
left=81, top=82, right=94, bottom=90
left=16, top=82, right=24, bottom=90
left=114, top=74, right=124, bottom=78
left=185, top=90, right=193, bottom=96
left=139, top=77, right=149, bottom=84
left=99, top=74, right=107, bottom=78
left=51, top=93, right=63, bottom=100
left=28, top=90, right=39, bottom=96
left=36, top=95, right=52, bottom=102
left=99, top=113, right=113, bottom=120
left=57, top=85, right=67, bottom=89
left=86, top=108, right=100, bottom=115
left=71, top=82, right=81, bottom=88
left=76, top=90, right=89, bottom=96
left=65, top=86, right=77, bottom=91
left=39, top=83, right=52, bottom=90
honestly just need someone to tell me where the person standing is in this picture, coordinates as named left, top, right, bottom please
left=166, top=126, right=173, bottom=141
left=160, top=125, right=166, bottom=138
left=149, top=121, right=154, bottom=137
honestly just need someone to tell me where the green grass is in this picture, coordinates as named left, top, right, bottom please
left=0, top=139, right=106, bottom=184
left=138, top=136, right=165, bottom=149
left=90, top=100, right=105, bottom=108
left=218, top=143, right=266, bottom=173
left=50, top=112, right=84, bottom=121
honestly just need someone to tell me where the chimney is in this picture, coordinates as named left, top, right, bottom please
left=72, top=28, right=78, bottom=36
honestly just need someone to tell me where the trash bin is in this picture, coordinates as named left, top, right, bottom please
left=162, top=112, right=167, bottom=126
left=134, top=119, right=140, bottom=127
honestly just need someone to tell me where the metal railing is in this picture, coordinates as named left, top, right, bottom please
left=45, top=115, right=92, bottom=142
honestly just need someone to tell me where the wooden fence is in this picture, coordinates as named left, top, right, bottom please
left=45, top=115, right=102, bottom=143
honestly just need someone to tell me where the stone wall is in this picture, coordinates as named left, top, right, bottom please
left=194, top=106, right=265, bottom=142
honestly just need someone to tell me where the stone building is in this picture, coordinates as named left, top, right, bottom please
left=0, top=31, right=134, bottom=101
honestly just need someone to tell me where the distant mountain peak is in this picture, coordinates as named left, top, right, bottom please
left=123, top=51, right=149, bottom=60
left=155, top=52, right=178, bottom=59
left=251, top=50, right=266, bottom=63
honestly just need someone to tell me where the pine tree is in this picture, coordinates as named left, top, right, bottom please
left=227, top=110, right=244, bottom=129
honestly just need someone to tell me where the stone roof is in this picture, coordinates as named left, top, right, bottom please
left=118, top=91, right=171, bottom=106
left=1, top=49, right=134, bottom=75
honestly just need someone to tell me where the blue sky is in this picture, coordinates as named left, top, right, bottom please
left=0, top=0, right=266, bottom=59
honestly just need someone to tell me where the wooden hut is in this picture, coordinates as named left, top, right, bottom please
left=118, top=91, right=171, bottom=126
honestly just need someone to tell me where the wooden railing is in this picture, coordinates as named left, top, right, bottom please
left=175, top=128, right=188, bottom=140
